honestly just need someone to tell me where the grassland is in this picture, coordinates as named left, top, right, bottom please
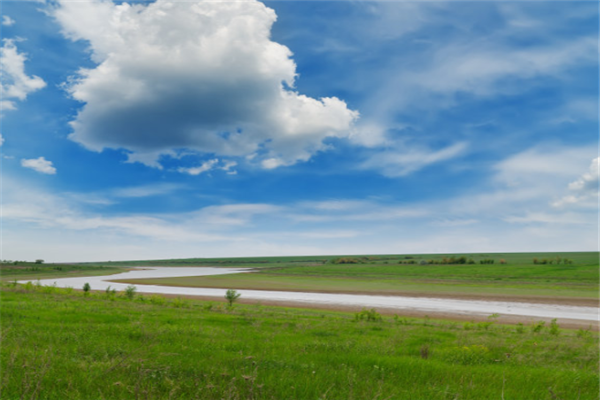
left=0, top=262, right=125, bottom=282
left=114, top=252, right=599, bottom=302
left=1, top=282, right=598, bottom=400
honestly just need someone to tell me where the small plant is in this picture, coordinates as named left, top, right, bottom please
left=420, top=345, right=429, bottom=359
left=531, top=320, right=545, bottom=333
left=82, top=282, right=91, bottom=295
left=576, top=327, right=592, bottom=338
left=105, top=285, right=117, bottom=296
left=124, top=285, right=137, bottom=300
left=225, top=289, right=241, bottom=308
left=549, top=319, right=560, bottom=336
left=354, top=308, right=382, bottom=322
left=515, top=323, right=525, bottom=334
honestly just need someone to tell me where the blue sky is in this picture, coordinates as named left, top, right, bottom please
left=1, top=0, right=598, bottom=262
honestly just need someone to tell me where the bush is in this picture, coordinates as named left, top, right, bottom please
left=83, top=282, right=91, bottom=295
left=124, top=285, right=137, bottom=300
left=549, top=319, right=560, bottom=336
left=531, top=321, right=545, bottom=333
left=225, top=289, right=241, bottom=308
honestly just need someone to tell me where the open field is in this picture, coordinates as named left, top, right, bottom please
left=113, top=252, right=600, bottom=303
left=85, top=251, right=599, bottom=268
left=1, top=282, right=598, bottom=400
left=0, top=262, right=126, bottom=283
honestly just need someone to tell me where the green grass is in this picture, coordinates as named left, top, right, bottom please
left=82, top=251, right=599, bottom=268
left=117, top=272, right=598, bottom=300
left=1, top=282, right=598, bottom=399
left=0, top=262, right=126, bottom=282
left=115, top=252, right=599, bottom=300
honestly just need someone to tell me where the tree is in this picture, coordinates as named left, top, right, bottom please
left=83, top=282, right=91, bottom=295
left=225, top=289, right=241, bottom=308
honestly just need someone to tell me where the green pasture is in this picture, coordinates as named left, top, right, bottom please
left=0, top=262, right=125, bottom=282
left=117, top=272, right=598, bottom=300
left=116, top=252, right=599, bottom=300
left=1, top=283, right=598, bottom=400
left=84, top=251, right=599, bottom=268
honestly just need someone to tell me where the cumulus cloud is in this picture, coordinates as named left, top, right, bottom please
left=2, top=16, right=15, bottom=26
left=54, top=0, right=358, bottom=169
left=0, top=39, right=46, bottom=111
left=21, top=157, right=57, bottom=174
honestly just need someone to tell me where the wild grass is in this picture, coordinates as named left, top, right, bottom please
left=1, top=282, right=598, bottom=399
left=107, top=252, right=599, bottom=301
left=0, top=262, right=125, bottom=282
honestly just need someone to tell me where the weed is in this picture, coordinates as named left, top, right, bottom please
left=515, top=323, right=525, bottom=334
left=420, top=345, right=430, bottom=359
left=124, top=285, right=137, bottom=300
left=549, top=319, right=560, bottom=336
left=354, top=308, right=382, bottom=322
left=531, top=321, right=546, bottom=334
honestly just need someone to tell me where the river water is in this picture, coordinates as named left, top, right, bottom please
left=24, top=267, right=598, bottom=322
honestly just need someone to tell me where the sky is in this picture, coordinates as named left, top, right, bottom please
left=1, top=0, right=598, bottom=263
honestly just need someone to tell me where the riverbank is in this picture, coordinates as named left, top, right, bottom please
left=2, top=284, right=598, bottom=400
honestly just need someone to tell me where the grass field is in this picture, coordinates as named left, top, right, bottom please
left=0, top=262, right=126, bottom=282
left=1, top=282, right=598, bottom=400
left=114, top=252, right=600, bottom=301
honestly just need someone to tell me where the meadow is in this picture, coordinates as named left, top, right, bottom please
left=0, top=262, right=125, bottom=283
left=1, top=282, right=598, bottom=400
left=114, top=252, right=599, bottom=302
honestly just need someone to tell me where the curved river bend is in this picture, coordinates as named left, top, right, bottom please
left=23, top=267, right=599, bottom=323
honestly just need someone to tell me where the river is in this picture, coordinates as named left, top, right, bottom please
left=23, top=267, right=599, bottom=323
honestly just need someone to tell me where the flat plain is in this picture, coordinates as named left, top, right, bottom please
left=1, top=251, right=598, bottom=399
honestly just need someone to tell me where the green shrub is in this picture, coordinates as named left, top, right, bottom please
left=354, top=308, right=382, bottom=322
left=124, top=285, right=137, bottom=300
left=549, top=319, right=560, bottom=336
left=225, top=289, right=241, bottom=308
left=531, top=321, right=545, bottom=333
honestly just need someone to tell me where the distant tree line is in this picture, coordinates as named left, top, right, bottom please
left=533, top=257, right=573, bottom=265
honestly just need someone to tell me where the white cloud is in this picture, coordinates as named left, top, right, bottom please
left=0, top=133, right=4, bottom=147
left=553, top=157, right=599, bottom=208
left=192, top=203, right=283, bottom=227
left=2, top=16, right=15, bottom=26
left=494, top=146, right=596, bottom=188
left=20, top=157, right=56, bottom=174
left=0, top=39, right=46, bottom=111
left=111, top=183, right=183, bottom=198
left=178, top=159, right=219, bottom=176
left=445, top=145, right=598, bottom=229
left=409, top=36, right=596, bottom=98
left=360, top=142, right=467, bottom=177
left=54, top=0, right=357, bottom=169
